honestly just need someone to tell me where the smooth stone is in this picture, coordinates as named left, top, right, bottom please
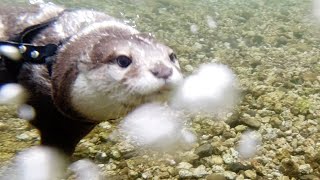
left=195, top=144, right=214, bottom=158
left=206, top=173, right=226, bottom=180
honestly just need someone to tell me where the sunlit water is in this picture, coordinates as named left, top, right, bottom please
left=0, top=0, right=320, bottom=179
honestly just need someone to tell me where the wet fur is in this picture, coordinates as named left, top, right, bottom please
left=0, top=3, right=182, bottom=154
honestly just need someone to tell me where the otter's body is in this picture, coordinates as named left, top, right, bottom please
left=0, top=3, right=182, bottom=154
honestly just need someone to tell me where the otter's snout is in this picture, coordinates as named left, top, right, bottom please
left=150, top=64, right=173, bottom=79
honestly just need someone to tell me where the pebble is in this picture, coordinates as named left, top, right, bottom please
left=195, top=143, right=213, bottom=158
left=223, top=171, right=237, bottom=180
left=95, top=152, right=108, bottom=163
left=211, top=141, right=227, bottom=155
left=142, top=171, right=153, bottom=179
left=277, top=176, right=290, bottom=180
left=128, top=169, right=139, bottom=178
left=157, top=171, right=170, bottom=179
left=279, top=158, right=299, bottom=177
left=212, top=165, right=225, bottom=173
left=193, top=42, right=203, bottom=50
left=98, top=121, right=112, bottom=129
left=235, top=174, right=245, bottom=180
left=176, top=162, right=193, bottom=169
left=110, top=149, right=121, bottom=159
left=300, top=175, right=320, bottom=180
left=227, top=162, right=252, bottom=173
left=184, top=64, right=194, bottom=72
left=178, top=151, right=199, bottom=163
left=243, top=170, right=257, bottom=179
left=234, top=125, right=247, bottom=132
left=0, top=122, right=8, bottom=131
left=179, top=169, right=193, bottom=178
left=206, top=173, right=226, bottom=180
left=16, top=130, right=38, bottom=141
left=211, top=155, right=224, bottom=165
left=193, top=165, right=210, bottom=178
left=222, top=153, right=236, bottom=164
left=241, top=115, right=261, bottom=129
left=298, top=164, right=313, bottom=175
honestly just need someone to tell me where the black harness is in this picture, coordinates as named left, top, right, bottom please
left=0, top=18, right=60, bottom=83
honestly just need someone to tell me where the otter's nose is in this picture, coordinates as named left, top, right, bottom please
left=150, top=64, right=173, bottom=79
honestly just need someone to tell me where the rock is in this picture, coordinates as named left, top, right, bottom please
left=279, top=158, right=299, bottom=177
left=243, top=170, right=257, bottom=179
left=0, top=122, right=8, bottom=131
left=95, top=152, right=108, bottom=163
left=158, top=171, right=170, bottom=179
left=227, top=162, right=252, bottom=172
left=177, top=162, right=193, bottom=169
left=241, top=114, right=261, bottom=129
left=98, top=121, right=112, bottom=129
left=270, top=116, right=282, bottom=128
left=192, top=165, right=210, bottom=178
left=193, top=42, right=203, bottom=50
left=277, top=176, right=290, bottom=180
left=234, top=125, right=247, bottom=132
left=211, top=155, right=224, bottom=165
left=178, top=151, right=199, bottom=163
left=105, top=163, right=117, bottom=171
left=142, top=171, right=153, bottom=179
left=300, top=175, right=320, bottom=180
left=251, top=159, right=267, bottom=176
left=16, top=130, right=38, bottom=141
left=298, top=164, right=313, bottom=175
left=212, top=165, right=225, bottom=173
left=276, top=36, right=288, bottom=46
left=184, top=64, right=194, bottom=72
left=206, top=173, right=226, bottom=180
left=211, top=141, right=227, bottom=155
left=222, top=153, right=236, bottom=164
left=179, top=169, right=193, bottom=178
left=222, top=131, right=236, bottom=139
left=211, top=121, right=227, bottom=136
left=110, top=149, right=121, bottom=159
left=128, top=169, right=139, bottom=179
left=195, top=144, right=213, bottom=158
left=223, top=171, right=237, bottom=180
left=235, top=174, right=245, bottom=180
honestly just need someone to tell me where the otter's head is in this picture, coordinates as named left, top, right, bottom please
left=52, top=22, right=183, bottom=122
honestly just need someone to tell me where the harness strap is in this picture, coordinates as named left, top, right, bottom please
left=0, top=41, right=58, bottom=63
left=0, top=41, right=58, bottom=83
left=0, top=14, right=63, bottom=83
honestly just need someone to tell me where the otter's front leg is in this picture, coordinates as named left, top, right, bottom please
left=29, top=101, right=97, bottom=155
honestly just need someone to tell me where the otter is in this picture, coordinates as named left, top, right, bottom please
left=0, top=3, right=183, bottom=155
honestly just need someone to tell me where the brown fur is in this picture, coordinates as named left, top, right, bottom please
left=1, top=3, right=180, bottom=155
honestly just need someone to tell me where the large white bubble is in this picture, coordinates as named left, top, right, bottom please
left=237, top=131, right=261, bottom=159
left=171, top=63, right=240, bottom=117
left=118, top=103, right=196, bottom=150
left=0, top=83, right=27, bottom=105
left=1, top=146, right=66, bottom=180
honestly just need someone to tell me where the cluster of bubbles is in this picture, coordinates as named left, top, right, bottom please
left=190, top=15, right=217, bottom=34
left=171, top=63, right=240, bottom=116
left=0, top=146, right=102, bottom=180
left=118, top=103, right=196, bottom=151
left=117, top=63, right=242, bottom=153
left=0, top=83, right=36, bottom=121
left=237, top=131, right=262, bottom=159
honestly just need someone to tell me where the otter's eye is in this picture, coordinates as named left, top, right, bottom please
left=116, top=55, right=132, bottom=68
left=169, top=53, right=177, bottom=63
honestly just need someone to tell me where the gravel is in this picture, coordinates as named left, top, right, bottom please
left=1, top=0, right=320, bottom=179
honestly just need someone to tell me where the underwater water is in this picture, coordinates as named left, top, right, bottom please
left=0, top=0, right=320, bottom=179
